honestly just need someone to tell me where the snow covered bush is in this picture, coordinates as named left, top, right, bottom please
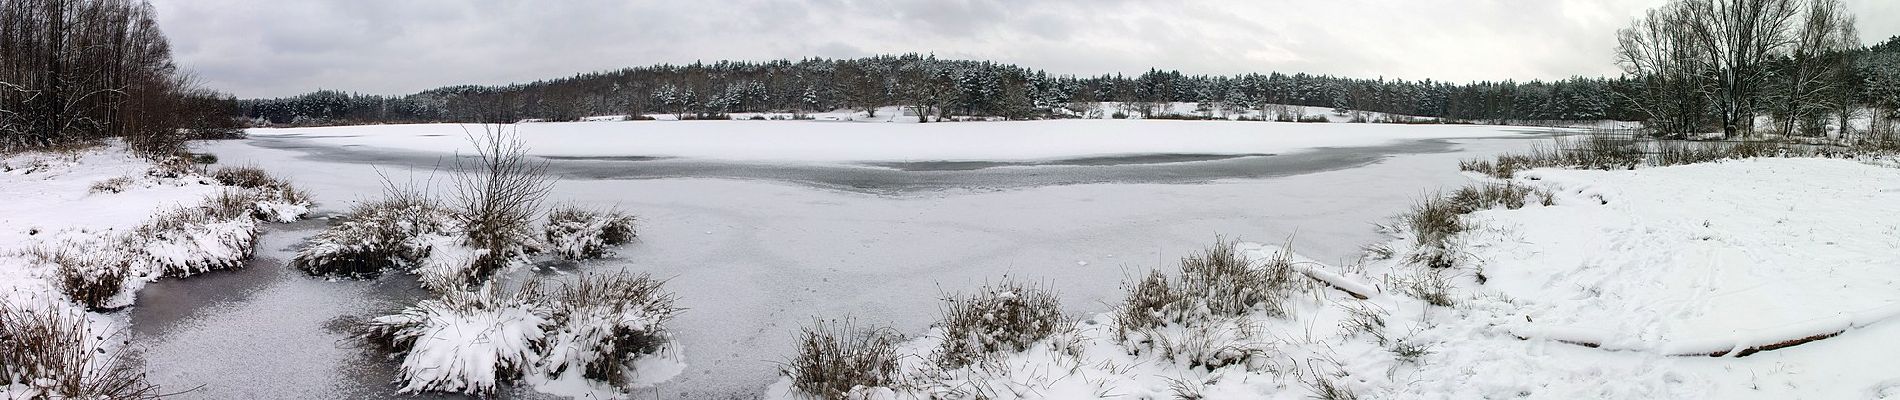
left=932, top=281, right=1066, bottom=369
left=127, top=193, right=259, bottom=277
left=31, top=246, right=132, bottom=311
left=543, top=205, right=637, bottom=260
left=209, top=165, right=275, bottom=189
left=1113, top=240, right=1304, bottom=370
left=0, top=304, right=159, bottom=399
left=210, top=165, right=311, bottom=222
left=88, top=176, right=133, bottom=194
left=1402, top=184, right=1549, bottom=270
left=781, top=320, right=905, bottom=399
left=290, top=195, right=459, bottom=280
left=541, top=272, right=682, bottom=389
left=363, top=282, right=550, bottom=396
left=363, top=273, right=684, bottom=396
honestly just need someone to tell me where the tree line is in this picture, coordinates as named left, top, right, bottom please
left=0, top=0, right=240, bottom=154
left=242, top=24, right=1898, bottom=139
left=241, top=56, right=1657, bottom=126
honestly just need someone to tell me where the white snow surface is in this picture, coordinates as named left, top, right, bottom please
left=760, top=157, right=1900, bottom=399
left=245, top=118, right=1528, bottom=163
left=1475, top=158, right=1900, bottom=347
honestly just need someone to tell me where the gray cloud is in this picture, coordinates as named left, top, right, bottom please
left=149, top=0, right=1900, bottom=98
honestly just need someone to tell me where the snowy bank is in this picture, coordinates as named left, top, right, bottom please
left=0, top=145, right=311, bottom=397
left=764, top=157, right=1900, bottom=399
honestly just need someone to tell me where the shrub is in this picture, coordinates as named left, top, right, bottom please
left=1404, top=184, right=1552, bottom=269
left=781, top=320, right=904, bottom=399
left=542, top=273, right=681, bottom=388
left=1110, top=111, right=1128, bottom=119
left=129, top=195, right=259, bottom=277
left=451, top=126, right=553, bottom=287
left=291, top=195, right=457, bottom=279
left=933, top=281, right=1066, bottom=369
left=0, top=304, right=160, bottom=399
left=210, top=165, right=275, bottom=189
left=89, top=176, right=134, bottom=194
left=1114, top=241, right=1304, bottom=370
left=1297, top=115, right=1330, bottom=123
left=30, top=246, right=131, bottom=311
left=363, top=283, right=550, bottom=396
left=543, top=206, right=638, bottom=260
left=1116, top=241, right=1303, bottom=335
left=206, top=165, right=311, bottom=222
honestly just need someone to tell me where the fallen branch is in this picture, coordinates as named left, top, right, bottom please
left=1511, top=302, right=1900, bottom=357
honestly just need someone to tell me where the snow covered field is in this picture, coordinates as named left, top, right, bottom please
left=245, top=118, right=1528, bottom=163
left=758, top=157, right=1900, bottom=399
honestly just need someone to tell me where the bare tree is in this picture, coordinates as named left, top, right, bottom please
left=1768, top=0, right=1856, bottom=137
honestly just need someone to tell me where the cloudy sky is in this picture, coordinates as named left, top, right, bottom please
left=149, top=0, right=1899, bottom=98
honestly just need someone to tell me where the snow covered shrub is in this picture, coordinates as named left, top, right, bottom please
left=128, top=195, right=259, bottom=277
left=1114, top=270, right=1182, bottom=341
left=1114, top=241, right=1303, bottom=370
left=210, top=165, right=274, bottom=189
left=290, top=195, right=458, bottom=280
left=32, top=246, right=132, bottom=311
left=932, top=281, right=1066, bottom=369
left=1404, top=184, right=1550, bottom=270
left=209, top=165, right=311, bottom=222
left=0, top=304, right=160, bottom=399
left=543, top=206, right=638, bottom=260
left=363, top=282, right=550, bottom=396
left=542, top=272, right=682, bottom=389
left=782, top=320, right=904, bottom=399
left=88, top=176, right=133, bottom=194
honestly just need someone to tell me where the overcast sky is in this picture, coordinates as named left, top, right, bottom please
left=149, top=0, right=1900, bottom=98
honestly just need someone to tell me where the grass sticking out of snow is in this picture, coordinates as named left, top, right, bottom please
left=543, top=205, right=638, bottom=260
left=780, top=319, right=904, bottom=399
left=290, top=195, right=457, bottom=279
left=363, top=282, right=549, bottom=396
left=932, top=281, right=1067, bottom=369
left=1104, top=240, right=1312, bottom=372
left=541, top=272, right=681, bottom=390
left=362, top=272, right=685, bottom=396
left=0, top=304, right=159, bottom=399
left=28, top=245, right=132, bottom=311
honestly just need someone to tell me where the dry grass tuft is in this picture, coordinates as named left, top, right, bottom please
left=781, top=319, right=904, bottom=399
left=543, top=205, right=638, bottom=260
left=0, top=304, right=160, bottom=399
left=543, top=272, right=681, bottom=387
left=88, top=176, right=134, bottom=194
left=28, top=246, right=132, bottom=311
left=933, top=280, right=1066, bottom=369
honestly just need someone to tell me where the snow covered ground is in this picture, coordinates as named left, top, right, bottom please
left=246, top=118, right=1531, bottom=163
left=775, top=156, right=1900, bottom=399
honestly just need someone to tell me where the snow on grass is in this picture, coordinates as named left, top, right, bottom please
left=244, top=117, right=1533, bottom=163
left=764, top=157, right=1900, bottom=399
left=543, top=205, right=638, bottom=261
left=1, top=146, right=309, bottom=308
left=365, top=283, right=549, bottom=396
left=0, top=145, right=313, bottom=397
left=363, top=273, right=684, bottom=397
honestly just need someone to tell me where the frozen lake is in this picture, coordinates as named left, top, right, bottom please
left=131, top=120, right=1552, bottom=398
